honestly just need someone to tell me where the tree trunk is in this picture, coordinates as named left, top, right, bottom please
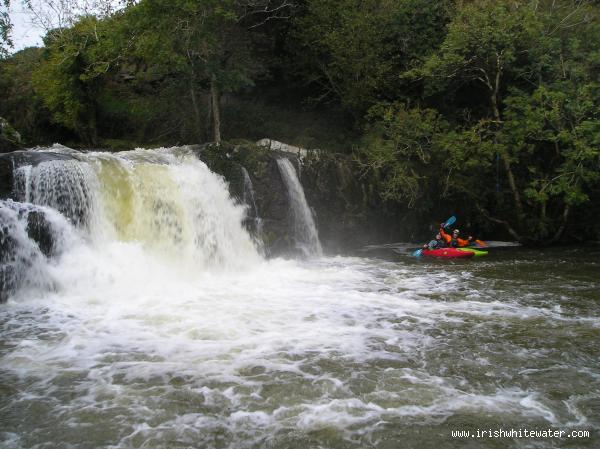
left=500, top=152, right=523, bottom=218
left=477, top=204, right=526, bottom=243
left=490, top=91, right=523, bottom=221
left=90, top=108, right=98, bottom=146
left=189, top=79, right=203, bottom=142
left=210, top=74, right=221, bottom=145
left=548, top=205, right=570, bottom=244
left=79, top=109, right=98, bottom=147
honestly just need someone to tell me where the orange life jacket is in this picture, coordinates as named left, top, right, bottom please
left=439, top=228, right=452, bottom=245
left=456, top=237, right=471, bottom=247
left=440, top=228, right=470, bottom=247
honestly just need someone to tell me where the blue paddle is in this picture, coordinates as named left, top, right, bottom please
left=442, top=215, right=456, bottom=229
left=412, top=249, right=423, bottom=257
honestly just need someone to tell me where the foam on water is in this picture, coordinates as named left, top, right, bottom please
left=0, top=147, right=599, bottom=448
left=2, top=252, right=599, bottom=448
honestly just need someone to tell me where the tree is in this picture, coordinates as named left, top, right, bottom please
left=411, top=0, right=600, bottom=243
left=498, top=86, right=600, bottom=242
left=20, top=0, right=296, bottom=145
left=0, top=0, right=11, bottom=57
left=0, top=47, right=60, bottom=142
left=32, top=15, right=124, bottom=145
left=126, top=0, right=294, bottom=144
left=294, top=0, right=451, bottom=119
left=23, top=0, right=131, bottom=31
left=20, top=1, right=142, bottom=145
left=356, top=103, right=449, bottom=207
left=415, top=1, right=543, bottom=221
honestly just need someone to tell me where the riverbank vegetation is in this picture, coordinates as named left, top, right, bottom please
left=1, top=0, right=599, bottom=244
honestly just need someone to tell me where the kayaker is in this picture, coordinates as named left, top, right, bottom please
left=453, top=229, right=474, bottom=247
left=423, top=233, right=445, bottom=250
left=440, top=227, right=472, bottom=248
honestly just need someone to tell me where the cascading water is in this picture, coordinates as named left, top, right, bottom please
left=276, top=158, right=323, bottom=256
left=0, top=199, right=76, bottom=301
left=14, top=160, right=97, bottom=230
left=4, top=146, right=260, bottom=278
left=1, top=146, right=599, bottom=449
left=241, top=166, right=263, bottom=248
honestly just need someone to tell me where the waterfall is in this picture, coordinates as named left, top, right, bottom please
left=276, top=158, right=323, bottom=257
left=1, top=146, right=261, bottom=300
left=0, top=199, right=76, bottom=300
left=14, top=160, right=100, bottom=232
left=241, top=167, right=263, bottom=249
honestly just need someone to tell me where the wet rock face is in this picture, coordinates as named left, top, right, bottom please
left=0, top=154, right=12, bottom=199
left=253, top=156, right=295, bottom=255
left=300, top=154, right=365, bottom=252
left=0, top=201, right=61, bottom=303
left=26, top=210, right=56, bottom=257
left=300, top=152, right=420, bottom=252
left=198, top=143, right=296, bottom=256
left=198, top=142, right=416, bottom=255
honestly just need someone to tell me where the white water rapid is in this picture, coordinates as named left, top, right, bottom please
left=276, top=158, right=323, bottom=257
left=1, top=146, right=599, bottom=449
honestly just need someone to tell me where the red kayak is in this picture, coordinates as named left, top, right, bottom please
left=421, top=248, right=475, bottom=259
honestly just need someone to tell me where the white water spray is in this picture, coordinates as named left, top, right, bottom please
left=0, top=199, right=76, bottom=299
left=276, top=158, right=322, bottom=256
left=11, top=147, right=259, bottom=272
left=241, top=166, right=263, bottom=248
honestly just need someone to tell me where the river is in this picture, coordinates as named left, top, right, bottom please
left=0, top=147, right=598, bottom=448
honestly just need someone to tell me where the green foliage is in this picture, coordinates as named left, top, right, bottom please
left=0, top=0, right=10, bottom=57
left=502, top=83, right=600, bottom=237
left=1, top=0, right=600, bottom=244
left=366, top=0, right=600, bottom=243
left=414, top=1, right=542, bottom=97
left=129, top=0, right=258, bottom=88
left=357, top=103, right=449, bottom=206
left=23, top=0, right=271, bottom=145
left=294, top=0, right=451, bottom=117
left=0, top=47, right=63, bottom=143
left=31, top=16, right=122, bottom=144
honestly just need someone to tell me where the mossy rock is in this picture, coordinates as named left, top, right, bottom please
left=0, top=117, right=22, bottom=153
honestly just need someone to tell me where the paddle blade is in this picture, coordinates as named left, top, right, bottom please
left=412, top=249, right=423, bottom=257
left=443, top=216, right=456, bottom=229
left=475, top=239, right=487, bottom=247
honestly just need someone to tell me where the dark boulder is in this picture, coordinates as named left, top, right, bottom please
left=0, top=146, right=78, bottom=303
left=26, top=210, right=56, bottom=257
left=0, top=153, right=12, bottom=199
